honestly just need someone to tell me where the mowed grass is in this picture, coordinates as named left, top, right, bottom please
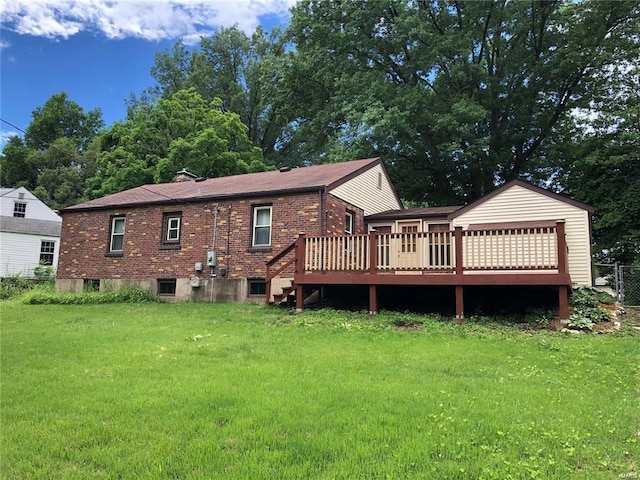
left=1, top=303, right=638, bottom=479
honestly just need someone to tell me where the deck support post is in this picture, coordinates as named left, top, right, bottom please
left=295, top=233, right=306, bottom=313
left=295, top=284, right=304, bottom=313
left=455, top=285, right=464, bottom=320
left=369, top=285, right=378, bottom=315
left=558, top=285, right=569, bottom=321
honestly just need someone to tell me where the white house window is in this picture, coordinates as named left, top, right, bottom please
left=39, top=241, right=55, bottom=265
left=110, top=217, right=125, bottom=252
left=163, top=212, right=181, bottom=244
left=13, top=202, right=26, bottom=218
left=377, top=172, right=382, bottom=190
left=345, top=211, right=354, bottom=235
left=252, top=206, right=272, bottom=246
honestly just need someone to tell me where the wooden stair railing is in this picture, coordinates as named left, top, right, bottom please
left=265, top=240, right=297, bottom=305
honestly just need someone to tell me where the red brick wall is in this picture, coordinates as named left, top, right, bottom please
left=58, top=191, right=329, bottom=280
left=323, top=195, right=365, bottom=236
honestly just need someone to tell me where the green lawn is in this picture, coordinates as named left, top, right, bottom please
left=1, top=303, right=638, bottom=479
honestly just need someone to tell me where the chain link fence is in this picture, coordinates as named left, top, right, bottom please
left=594, top=263, right=640, bottom=307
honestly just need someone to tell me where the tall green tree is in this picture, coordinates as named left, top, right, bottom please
left=143, top=26, right=291, bottom=165
left=561, top=65, right=640, bottom=264
left=0, top=93, right=104, bottom=209
left=86, top=88, right=266, bottom=198
left=284, top=0, right=639, bottom=205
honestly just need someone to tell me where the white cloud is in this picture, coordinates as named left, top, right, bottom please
left=0, top=130, right=22, bottom=147
left=0, top=0, right=297, bottom=43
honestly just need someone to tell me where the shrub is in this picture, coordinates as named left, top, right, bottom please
left=20, top=287, right=159, bottom=305
left=568, top=287, right=614, bottom=331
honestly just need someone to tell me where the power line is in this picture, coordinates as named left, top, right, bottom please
left=0, top=118, right=26, bottom=135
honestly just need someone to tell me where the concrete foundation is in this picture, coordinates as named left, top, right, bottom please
left=55, top=276, right=279, bottom=304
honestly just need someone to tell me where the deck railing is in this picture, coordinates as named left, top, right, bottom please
left=299, top=222, right=565, bottom=273
left=462, top=226, right=558, bottom=270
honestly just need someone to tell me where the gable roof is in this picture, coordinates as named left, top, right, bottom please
left=448, top=179, right=594, bottom=220
left=63, top=158, right=385, bottom=212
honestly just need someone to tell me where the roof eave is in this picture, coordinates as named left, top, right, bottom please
left=448, top=179, right=595, bottom=221
left=61, top=186, right=325, bottom=213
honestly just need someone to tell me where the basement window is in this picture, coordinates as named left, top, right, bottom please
left=248, top=279, right=266, bottom=296
left=158, top=279, right=177, bottom=295
left=83, top=279, right=100, bottom=291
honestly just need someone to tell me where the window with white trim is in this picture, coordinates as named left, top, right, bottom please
left=39, top=240, right=55, bottom=265
left=252, top=206, right=272, bottom=246
left=110, top=217, right=125, bottom=252
left=345, top=211, right=354, bottom=235
left=163, top=212, right=181, bottom=244
left=13, top=202, right=26, bottom=218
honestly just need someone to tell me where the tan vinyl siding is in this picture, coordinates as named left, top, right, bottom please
left=329, top=163, right=401, bottom=216
left=451, top=185, right=592, bottom=286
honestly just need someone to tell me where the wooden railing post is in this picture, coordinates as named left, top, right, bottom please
left=369, top=232, right=377, bottom=274
left=295, top=233, right=306, bottom=275
left=454, top=227, right=463, bottom=276
left=556, top=221, right=567, bottom=274
left=265, top=263, right=272, bottom=305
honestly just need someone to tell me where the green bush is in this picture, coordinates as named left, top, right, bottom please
left=20, top=287, right=159, bottom=305
left=568, top=287, right=614, bottom=331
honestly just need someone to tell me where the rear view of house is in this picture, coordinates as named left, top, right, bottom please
left=0, top=187, right=62, bottom=278
left=56, top=158, right=401, bottom=301
left=57, top=157, right=594, bottom=319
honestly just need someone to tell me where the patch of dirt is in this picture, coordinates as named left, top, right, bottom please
left=393, top=320, right=424, bottom=330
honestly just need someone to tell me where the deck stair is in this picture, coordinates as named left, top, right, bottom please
left=271, top=281, right=296, bottom=306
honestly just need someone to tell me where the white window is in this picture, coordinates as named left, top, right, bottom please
left=164, top=213, right=181, bottom=243
left=39, top=241, right=55, bottom=265
left=110, top=217, right=125, bottom=252
left=252, top=206, right=272, bottom=246
left=13, top=202, right=26, bottom=218
left=345, top=211, right=354, bottom=235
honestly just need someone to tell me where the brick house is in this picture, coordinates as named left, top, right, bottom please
left=58, top=157, right=593, bottom=319
left=56, top=158, right=401, bottom=302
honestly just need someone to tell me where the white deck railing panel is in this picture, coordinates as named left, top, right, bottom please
left=302, top=227, right=559, bottom=273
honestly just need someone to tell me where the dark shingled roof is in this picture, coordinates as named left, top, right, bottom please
left=64, top=158, right=382, bottom=212
left=366, top=205, right=462, bottom=221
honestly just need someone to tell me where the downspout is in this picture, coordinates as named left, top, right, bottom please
left=210, top=205, right=219, bottom=303
left=318, top=188, right=324, bottom=236
left=227, top=204, right=232, bottom=275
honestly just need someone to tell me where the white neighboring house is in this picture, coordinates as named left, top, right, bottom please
left=0, top=187, right=62, bottom=278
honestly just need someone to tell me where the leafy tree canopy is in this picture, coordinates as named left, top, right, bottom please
left=0, top=92, right=103, bottom=209
left=561, top=64, right=640, bottom=263
left=132, top=25, right=291, bottom=165
left=86, top=88, right=266, bottom=199
left=284, top=0, right=639, bottom=205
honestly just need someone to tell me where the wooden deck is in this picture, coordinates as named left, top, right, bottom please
left=266, top=221, right=570, bottom=319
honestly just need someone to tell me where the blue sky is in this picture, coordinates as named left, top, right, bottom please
left=0, top=0, right=296, bottom=146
